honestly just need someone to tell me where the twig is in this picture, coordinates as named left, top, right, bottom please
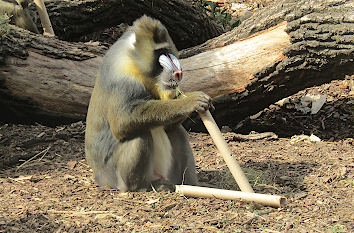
left=49, top=210, right=110, bottom=214
left=233, top=132, right=278, bottom=141
left=16, top=146, right=51, bottom=170
left=114, top=197, right=147, bottom=205
left=49, top=210, right=123, bottom=219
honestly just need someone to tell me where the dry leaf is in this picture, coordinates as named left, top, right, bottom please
left=12, top=175, right=33, bottom=182
left=67, top=161, right=77, bottom=170
left=64, top=174, right=76, bottom=180
left=146, top=198, right=159, bottom=204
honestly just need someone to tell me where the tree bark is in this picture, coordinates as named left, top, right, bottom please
left=0, top=0, right=353, bottom=127
left=182, top=0, right=354, bottom=130
left=179, top=22, right=290, bottom=98
left=0, top=27, right=105, bottom=124
left=29, top=0, right=223, bottom=50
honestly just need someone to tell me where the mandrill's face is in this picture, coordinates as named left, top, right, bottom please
left=158, top=53, right=183, bottom=91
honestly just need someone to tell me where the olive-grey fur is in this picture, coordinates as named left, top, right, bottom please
left=85, top=16, right=211, bottom=191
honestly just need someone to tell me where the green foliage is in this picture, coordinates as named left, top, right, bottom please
left=243, top=167, right=268, bottom=187
left=200, top=1, right=241, bottom=30
left=0, top=14, right=10, bottom=38
left=329, top=224, right=346, bottom=233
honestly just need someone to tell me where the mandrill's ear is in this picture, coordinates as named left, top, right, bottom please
left=153, top=25, right=168, bottom=44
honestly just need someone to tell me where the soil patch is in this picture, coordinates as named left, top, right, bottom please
left=1, top=77, right=353, bottom=232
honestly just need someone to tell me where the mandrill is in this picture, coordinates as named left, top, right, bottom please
left=85, top=16, right=213, bottom=191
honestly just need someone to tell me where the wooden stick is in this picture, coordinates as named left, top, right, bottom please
left=34, top=0, right=55, bottom=36
left=198, top=110, right=254, bottom=193
left=175, top=185, right=285, bottom=208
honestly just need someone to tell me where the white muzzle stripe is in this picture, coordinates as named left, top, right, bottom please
left=159, top=54, right=182, bottom=71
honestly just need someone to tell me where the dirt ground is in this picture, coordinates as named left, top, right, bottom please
left=0, top=77, right=353, bottom=232
left=1, top=0, right=353, bottom=232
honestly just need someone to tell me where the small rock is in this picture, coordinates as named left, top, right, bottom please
left=221, top=126, right=232, bottom=133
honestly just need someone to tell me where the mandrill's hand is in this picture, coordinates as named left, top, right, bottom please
left=182, top=91, right=214, bottom=113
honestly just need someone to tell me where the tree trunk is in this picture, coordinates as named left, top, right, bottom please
left=29, top=0, right=223, bottom=50
left=0, top=0, right=353, bottom=127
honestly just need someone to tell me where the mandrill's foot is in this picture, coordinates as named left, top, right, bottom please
left=150, top=179, right=176, bottom=192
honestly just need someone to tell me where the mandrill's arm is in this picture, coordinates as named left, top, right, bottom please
left=107, top=91, right=212, bottom=140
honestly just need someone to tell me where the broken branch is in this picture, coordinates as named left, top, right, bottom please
left=175, top=185, right=286, bottom=208
left=198, top=110, right=254, bottom=193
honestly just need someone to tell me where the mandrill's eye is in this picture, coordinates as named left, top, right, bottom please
left=154, top=48, right=168, bottom=57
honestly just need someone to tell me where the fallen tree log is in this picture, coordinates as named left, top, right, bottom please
left=182, top=0, right=354, bottom=130
left=29, top=0, right=224, bottom=50
left=0, top=0, right=353, bottom=128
